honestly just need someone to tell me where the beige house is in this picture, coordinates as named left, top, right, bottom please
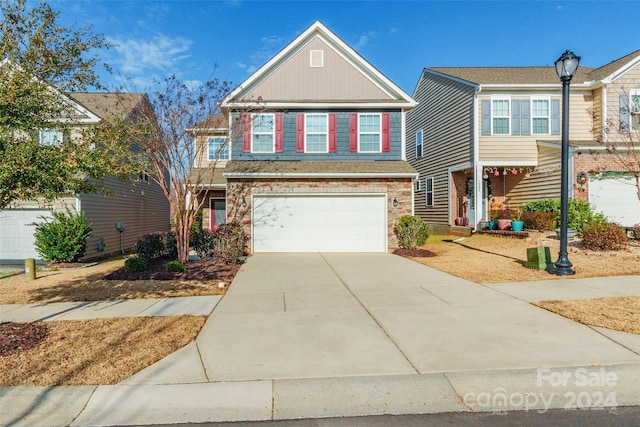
left=407, top=49, right=640, bottom=231
left=0, top=92, right=170, bottom=263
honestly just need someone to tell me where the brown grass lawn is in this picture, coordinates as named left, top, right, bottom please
left=412, top=233, right=640, bottom=284
left=0, top=316, right=205, bottom=386
left=0, top=256, right=230, bottom=305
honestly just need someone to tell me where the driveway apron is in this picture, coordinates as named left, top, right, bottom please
left=196, top=253, right=640, bottom=381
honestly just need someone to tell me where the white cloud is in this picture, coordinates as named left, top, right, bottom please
left=355, top=31, right=376, bottom=49
left=235, top=34, right=284, bottom=75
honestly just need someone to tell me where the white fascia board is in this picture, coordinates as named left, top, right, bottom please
left=221, top=21, right=416, bottom=108
left=480, top=83, right=590, bottom=91
left=447, top=162, right=473, bottom=173
left=222, top=101, right=414, bottom=109
left=476, top=160, right=538, bottom=166
left=223, top=172, right=419, bottom=179
left=603, top=56, right=640, bottom=83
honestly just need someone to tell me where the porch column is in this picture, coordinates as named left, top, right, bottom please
left=474, top=163, right=484, bottom=227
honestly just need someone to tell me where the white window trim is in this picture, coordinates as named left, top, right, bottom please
left=209, top=197, right=227, bottom=229
left=491, top=96, right=511, bottom=135
left=630, top=90, right=640, bottom=131
left=39, top=129, right=64, bottom=146
left=416, top=129, right=423, bottom=158
left=251, top=113, right=275, bottom=153
left=207, top=136, right=230, bottom=161
left=531, top=97, right=551, bottom=135
left=358, top=113, right=382, bottom=153
left=425, top=177, right=434, bottom=207
left=414, top=179, right=421, bottom=192
left=304, top=113, right=329, bottom=153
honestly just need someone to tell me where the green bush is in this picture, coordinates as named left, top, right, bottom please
left=134, top=231, right=176, bottom=260
left=213, top=222, right=247, bottom=264
left=166, top=259, right=186, bottom=273
left=124, top=256, right=147, bottom=273
left=190, top=229, right=217, bottom=258
left=190, top=210, right=203, bottom=234
left=581, top=223, right=628, bottom=251
left=34, top=208, right=92, bottom=263
left=394, top=215, right=429, bottom=250
left=520, top=198, right=607, bottom=231
left=521, top=211, right=557, bottom=231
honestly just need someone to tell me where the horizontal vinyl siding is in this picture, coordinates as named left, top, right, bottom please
left=604, top=64, right=640, bottom=143
left=406, top=71, right=475, bottom=225
left=79, top=176, right=170, bottom=260
left=230, top=110, right=403, bottom=161
left=506, top=145, right=561, bottom=204
left=591, top=87, right=603, bottom=141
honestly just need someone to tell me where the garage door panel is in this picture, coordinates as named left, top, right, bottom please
left=253, top=195, right=386, bottom=252
left=0, top=210, right=53, bottom=261
left=589, top=178, right=640, bottom=227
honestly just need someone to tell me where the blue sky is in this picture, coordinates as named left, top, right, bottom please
left=49, top=0, right=640, bottom=94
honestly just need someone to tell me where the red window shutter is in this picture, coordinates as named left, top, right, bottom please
left=382, top=113, right=390, bottom=152
left=296, top=114, right=304, bottom=152
left=328, top=113, right=337, bottom=153
left=349, top=113, right=358, bottom=152
left=242, top=114, right=251, bottom=152
left=275, top=113, right=284, bottom=153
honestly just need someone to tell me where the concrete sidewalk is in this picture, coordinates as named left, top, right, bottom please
left=2, top=253, right=639, bottom=426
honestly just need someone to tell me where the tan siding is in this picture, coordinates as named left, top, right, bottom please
left=244, top=38, right=392, bottom=102
left=406, top=71, right=475, bottom=225
left=7, top=196, right=76, bottom=211
left=591, top=87, right=603, bottom=141
left=79, top=176, right=170, bottom=260
left=603, top=63, right=640, bottom=143
left=506, top=145, right=561, bottom=204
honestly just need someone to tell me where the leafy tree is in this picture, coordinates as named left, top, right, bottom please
left=0, top=0, right=136, bottom=208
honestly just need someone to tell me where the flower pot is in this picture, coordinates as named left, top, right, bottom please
left=489, top=220, right=498, bottom=230
left=498, top=219, right=511, bottom=230
left=478, top=220, right=489, bottom=230
left=556, top=228, right=577, bottom=240
left=511, top=220, right=524, bottom=232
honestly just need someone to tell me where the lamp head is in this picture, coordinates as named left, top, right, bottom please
left=555, top=50, right=581, bottom=81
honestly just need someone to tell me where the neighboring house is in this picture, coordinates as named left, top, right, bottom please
left=191, top=21, right=418, bottom=252
left=0, top=92, right=170, bottom=263
left=406, top=49, right=640, bottom=232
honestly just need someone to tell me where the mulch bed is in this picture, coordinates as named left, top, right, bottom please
left=0, top=322, right=49, bottom=357
left=393, top=248, right=437, bottom=258
left=104, top=256, right=241, bottom=281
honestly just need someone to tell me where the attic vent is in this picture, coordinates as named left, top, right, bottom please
left=310, top=50, right=324, bottom=67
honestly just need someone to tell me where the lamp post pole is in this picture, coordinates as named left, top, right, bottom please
left=553, top=50, right=580, bottom=276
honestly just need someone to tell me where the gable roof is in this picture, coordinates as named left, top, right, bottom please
left=427, top=66, right=594, bottom=86
left=222, top=21, right=415, bottom=109
left=585, top=49, right=640, bottom=82
left=70, top=92, right=146, bottom=120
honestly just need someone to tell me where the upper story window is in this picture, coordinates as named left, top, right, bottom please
left=532, top=98, right=550, bottom=134
left=305, top=113, right=328, bottom=153
left=359, top=113, right=381, bottom=152
left=208, top=136, right=229, bottom=161
left=631, top=90, right=640, bottom=131
left=492, top=98, right=510, bottom=135
left=39, top=129, right=63, bottom=146
left=252, top=113, right=275, bottom=153
left=416, top=129, right=423, bottom=158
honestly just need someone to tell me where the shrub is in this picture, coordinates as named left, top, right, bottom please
left=520, top=198, right=607, bottom=231
left=394, top=215, right=429, bottom=250
left=521, top=199, right=559, bottom=213
left=166, top=259, right=186, bottom=273
left=213, top=222, right=247, bottom=264
left=521, top=211, right=557, bottom=231
left=190, top=229, right=217, bottom=259
left=630, top=224, right=640, bottom=240
left=581, top=223, right=628, bottom=251
left=190, top=210, right=203, bottom=234
left=134, top=231, right=177, bottom=261
left=34, top=208, right=93, bottom=263
left=124, top=256, right=147, bottom=273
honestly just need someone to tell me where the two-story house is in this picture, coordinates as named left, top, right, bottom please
left=0, top=92, right=170, bottom=263
left=192, top=21, right=418, bottom=252
left=407, top=49, right=640, bottom=232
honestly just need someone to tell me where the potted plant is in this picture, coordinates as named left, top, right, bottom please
left=489, top=210, right=499, bottom=230
left=511, top=209, right=524, bottom=232
left=497, top=208, right=511, bottom=230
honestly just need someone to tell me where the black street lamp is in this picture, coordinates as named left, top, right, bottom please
left=552, top=50, right=580, bottom=276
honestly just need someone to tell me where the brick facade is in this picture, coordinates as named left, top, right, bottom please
left=226, top=177, right=413, bottom=251
left=573, top=153, right=627, bottom=201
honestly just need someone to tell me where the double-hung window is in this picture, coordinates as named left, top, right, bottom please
left=532, top=98, right=550, bottom=134
left=305, top=113, right=328, bottom=153
left=39, top=129, right=63, bottom=146
left=252, top=113, right=275, bottom=153
left=492, top=98, right=510, bottom=135
left=416, top=129, right=423, bottom=158
left=631, top=90, right=640, bottom=131
left=208, top=137, right=229, bottom=161
left=359, top=113, right=381, bottom=152
left=425, top=177, right=434, bottom=206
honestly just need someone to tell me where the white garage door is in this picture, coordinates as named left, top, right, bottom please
left=252, top=195, right=387, bottom=252
left=589, top=177, right=640, bottom=227
left=0, top=210, right=52, bottom=261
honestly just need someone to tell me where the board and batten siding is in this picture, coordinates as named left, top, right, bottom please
left=78, top=175, right=170, bottom=260
left=505, top=144, right=561, bottom=205
left=406, top=70, right=475, bottom=225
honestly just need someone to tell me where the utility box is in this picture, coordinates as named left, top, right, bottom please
left=526, top=247, right=553, bottom=271
left=25, top=258, right=36, bottom=280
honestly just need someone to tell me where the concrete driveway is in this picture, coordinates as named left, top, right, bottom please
left=196, top=253, right=640, bottom=381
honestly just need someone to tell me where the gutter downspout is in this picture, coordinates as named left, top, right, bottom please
left=472, top=86, right=481, bottom=232
left=602, top=85, right=608, bottom=144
